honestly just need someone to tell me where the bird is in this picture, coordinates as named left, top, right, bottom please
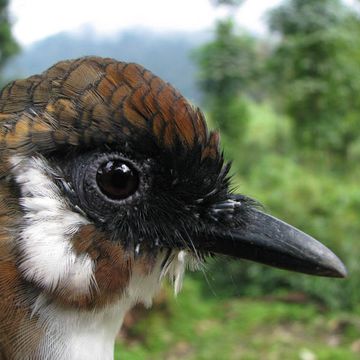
left=0, top=56, right=346, bottom=360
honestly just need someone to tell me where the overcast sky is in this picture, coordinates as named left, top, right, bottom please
left=9, top=0, right=284, bottom=46
left=9, top=0, right=358, bottom=46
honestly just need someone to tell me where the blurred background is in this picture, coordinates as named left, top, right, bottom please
left=2, top=0, right=360, bottom=358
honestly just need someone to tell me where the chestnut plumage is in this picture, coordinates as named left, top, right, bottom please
left=0, top=57, right=346, bottom=359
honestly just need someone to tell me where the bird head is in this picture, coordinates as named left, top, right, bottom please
left=0, top=56, right=346, bottom=357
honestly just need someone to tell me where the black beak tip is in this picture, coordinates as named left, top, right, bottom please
left=323, top=255, right=347, bottom=278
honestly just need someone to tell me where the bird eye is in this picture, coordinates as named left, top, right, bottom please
left=96, top=160, right=139, bottom=200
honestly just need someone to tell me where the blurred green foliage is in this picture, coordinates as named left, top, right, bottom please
left=193, top=20, right=259, bottom=140
left=193, top=0, right=360, bottom=311
left=116, top=279, right=360, bottom=359
left=0, top=0, right=19, bottom=81
left=268, top=0, right=360, bottom=153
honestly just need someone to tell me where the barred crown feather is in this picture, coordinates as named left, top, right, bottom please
left=0, top=57, right=221, bottom=166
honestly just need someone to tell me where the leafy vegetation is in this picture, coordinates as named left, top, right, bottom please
left=268, top=0, right=360, bottom=153
left=115, top=279, right=360, bottom=359
left=192, top=0, right=360, bottom=312
left=194, top=19, right=258, bottom=140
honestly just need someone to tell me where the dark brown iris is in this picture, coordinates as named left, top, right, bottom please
left=96, top=160, right=139, bottom=200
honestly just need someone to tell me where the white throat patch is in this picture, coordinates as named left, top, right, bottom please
left=10, top=155, right=94, bottom=297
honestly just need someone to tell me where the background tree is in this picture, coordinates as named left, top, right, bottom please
left=268, top=0, right=360, bottom=155
left=192, top=0, right=360, bottom=314
left=210, top=0, right=243, bottom=6
left=0, top=0, right=19, bottom=82
left=194, top=19, right=260, bottom=144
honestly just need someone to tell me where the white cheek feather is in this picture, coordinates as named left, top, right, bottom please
left=162, top=250, right=187, bottom=296
left=10, top=155, right=94, bottom=296
left=9, top=155, right=193, bottom=360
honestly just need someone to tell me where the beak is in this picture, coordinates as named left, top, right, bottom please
left=198, top=207, right=347, bottom=278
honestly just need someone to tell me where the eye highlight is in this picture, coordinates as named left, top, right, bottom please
left=65, top=151, right=149, bottom=222
left=96, top=160, right=139, bottom=200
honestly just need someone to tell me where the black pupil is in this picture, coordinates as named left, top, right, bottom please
left=96, top=160, right=139, bottom=200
